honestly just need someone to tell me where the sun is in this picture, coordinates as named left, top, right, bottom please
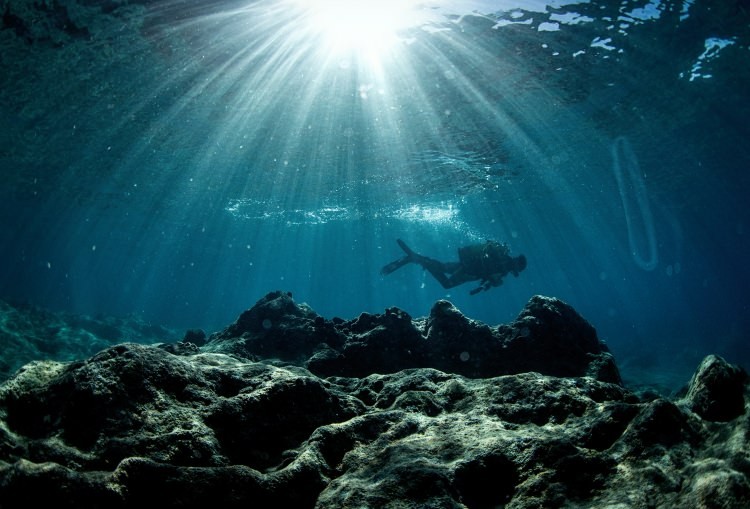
left=293, top=0, right=422, bottom=65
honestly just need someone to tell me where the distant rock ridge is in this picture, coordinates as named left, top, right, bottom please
left=0, top=291, right=747, bottom=508
left=0, top=299, right=179, bottom=382
left=203, top=291, right=621, bottom=383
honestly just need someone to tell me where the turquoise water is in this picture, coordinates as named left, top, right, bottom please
left=1, top=0, right=748, bottom=386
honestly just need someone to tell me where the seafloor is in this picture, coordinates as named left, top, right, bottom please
left=0, top=292, right=748, bottom=508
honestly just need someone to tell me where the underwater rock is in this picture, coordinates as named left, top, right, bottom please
left=684, top=354, right=747, bottom=422
left=183, top=328, right=208, bottom=347
left=0, top=350, right=748, bottom=507
left=205, top=292, right=621, bottom=383
left=204, top=291, right=346, bottom=365
left=0, top=294, right=748, bottom=508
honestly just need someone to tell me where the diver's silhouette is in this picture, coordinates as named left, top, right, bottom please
left=381, top=239, right=527, bottom=295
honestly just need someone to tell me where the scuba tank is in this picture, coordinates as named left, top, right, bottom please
left=458, top=241, right=510, bottom=276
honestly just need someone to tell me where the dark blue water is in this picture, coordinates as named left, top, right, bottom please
left=1, top=0, right=748, bottom=387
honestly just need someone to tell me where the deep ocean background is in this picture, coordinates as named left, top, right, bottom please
left=1, top=0, right=748, bottom=388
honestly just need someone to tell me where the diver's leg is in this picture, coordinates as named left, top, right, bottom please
left=419, top=259, right=464, bottom=289
left=384, top=239, right=465, bottom=289
left=397, top=239, right=449, bottom=269
left=440, top=266, right=474, bottom=289
left=399, top=239, right=465, bottom=289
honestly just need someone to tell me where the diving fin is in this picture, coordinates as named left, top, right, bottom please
left=396, top=239, right=416, bottom=257
left=380, top=256, right=411, bottom=275
left=381, top=239, right=419, bottom=275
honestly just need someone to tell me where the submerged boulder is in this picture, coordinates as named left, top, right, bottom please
left=684, top=354, right=747, bottom=422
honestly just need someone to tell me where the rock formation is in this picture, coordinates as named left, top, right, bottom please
left=0, top=299, right=178, bottom=382
left=204, top=291, right=621, bottom=383
left=0, top=291, right=747, bottom=508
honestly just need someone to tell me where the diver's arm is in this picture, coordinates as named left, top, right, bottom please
left=470, top=274, right=503, bottom=295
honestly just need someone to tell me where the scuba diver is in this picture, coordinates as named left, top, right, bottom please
left=381, top=239, right=527, bottom=295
